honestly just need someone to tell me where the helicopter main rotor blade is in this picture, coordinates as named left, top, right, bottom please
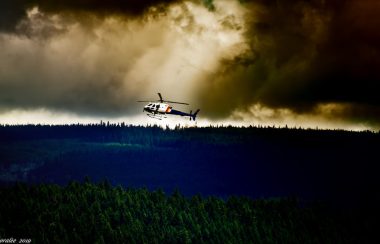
left=164, top=101, right=189, bottom=105
left=158, top=93, right=163, bottom=103
left=138, top=93, right=189, bottom=105
left=137, top=100, right=165, bottom=103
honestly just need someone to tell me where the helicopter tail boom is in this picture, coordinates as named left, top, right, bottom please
left=168, top=109, right=200, bottom=121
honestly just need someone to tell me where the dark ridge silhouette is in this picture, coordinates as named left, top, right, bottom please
left=0, top=122, right=377, bottom=141
left=1, top=124, right=379, bottom=242
left=0, top=124, right=379, bottom=205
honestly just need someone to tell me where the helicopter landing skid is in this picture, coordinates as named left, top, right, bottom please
left=147, top=113, right=167, bottom=120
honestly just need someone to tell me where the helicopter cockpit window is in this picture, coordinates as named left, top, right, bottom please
left=156, top=105, right=160, bottom=109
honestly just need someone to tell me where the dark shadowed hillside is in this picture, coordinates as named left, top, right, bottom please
left=1, top=124, right=379, bottom=205
left=1, top=124, right=380, bottom=243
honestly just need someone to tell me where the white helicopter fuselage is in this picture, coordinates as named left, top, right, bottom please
left=143, top=102, right=172, bottom=114
left=139, top=93, right=200, bottom=120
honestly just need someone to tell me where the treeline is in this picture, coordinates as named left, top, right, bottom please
left=0, top=123, right=378, bottom=146
left=0, top=181, right=377, bottom=243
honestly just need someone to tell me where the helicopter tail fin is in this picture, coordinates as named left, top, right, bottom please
left=190, top=109, right=200, bottom=121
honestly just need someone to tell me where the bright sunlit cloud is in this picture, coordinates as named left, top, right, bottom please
left=0, top=0, right=379, bottom=130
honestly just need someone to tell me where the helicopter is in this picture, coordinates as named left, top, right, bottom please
left=138, top=93, right=200, bottom=121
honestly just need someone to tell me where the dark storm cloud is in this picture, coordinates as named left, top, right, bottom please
left=0, top=0, right=180, bottom=32
left=0, top=0, right=379, bottom=128
left=198, top=0, right=380, bottom=124
left=305, top=0, right=380, bottom=106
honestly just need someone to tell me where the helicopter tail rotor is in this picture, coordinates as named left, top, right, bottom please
left=190, top=109, right=200, bottom=121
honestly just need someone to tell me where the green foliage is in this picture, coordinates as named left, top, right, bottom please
left=0, top=182, right=377, bottom=243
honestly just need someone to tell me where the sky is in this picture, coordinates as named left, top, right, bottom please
left=0, top=0, right=379, bottom=130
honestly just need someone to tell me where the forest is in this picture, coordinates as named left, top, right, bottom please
left=0, top=124, right=379, bottom=242
left=0, top=180, right=378, bottom=243
left=1, top=124, right=379, bottom=200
